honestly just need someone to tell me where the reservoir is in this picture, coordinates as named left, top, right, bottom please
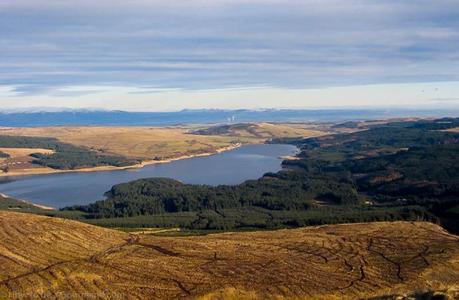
left=0, top=144, right=298, bottom=208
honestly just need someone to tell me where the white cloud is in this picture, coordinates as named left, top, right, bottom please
left=0, top=1, right=458, bottom=109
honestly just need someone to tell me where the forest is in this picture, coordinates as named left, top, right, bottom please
left=0, top=135, right=139, bottom=169
left=63, top=118, right=459, bottom=233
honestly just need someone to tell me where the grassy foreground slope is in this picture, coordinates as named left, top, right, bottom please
left=1, top=211, right=458, bottom=299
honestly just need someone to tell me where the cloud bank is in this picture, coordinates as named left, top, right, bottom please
left=0, top=1, right=458, bottom=109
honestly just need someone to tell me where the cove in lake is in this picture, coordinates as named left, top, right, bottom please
left=0, top=144, right=298, bottom=208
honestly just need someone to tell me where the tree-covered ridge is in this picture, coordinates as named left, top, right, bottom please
left=85, top=205, right=434, bottom=230
left=64, top=118, right=459, bottom=233
left=288, top=118, right=459, bottom=158
left=70, top=172, right=359, bottom=219
left=0, top=135, right=139, bottom=170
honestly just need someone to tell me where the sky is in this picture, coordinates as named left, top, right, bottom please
left=0, top=0, right=458, bottom=111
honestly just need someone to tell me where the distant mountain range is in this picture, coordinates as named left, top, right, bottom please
left=0, top=108, right=457, bottom=127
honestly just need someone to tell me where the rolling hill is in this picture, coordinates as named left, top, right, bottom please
left=191, top=122, right=326, bottom=141
left=1, top=211, right=458, bottom=299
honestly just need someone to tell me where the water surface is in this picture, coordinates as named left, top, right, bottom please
left=0, top=144, right=297, bottom=208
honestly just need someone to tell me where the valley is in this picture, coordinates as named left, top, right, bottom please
left=2, top=1, right=458, bottom=298
left=0, top=117, right=458, bottom=299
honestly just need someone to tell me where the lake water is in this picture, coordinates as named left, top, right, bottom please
left=0, top=144, right=298, bottom=208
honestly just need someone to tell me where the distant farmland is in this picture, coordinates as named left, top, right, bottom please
left=0, top=123, right=324, bottom=160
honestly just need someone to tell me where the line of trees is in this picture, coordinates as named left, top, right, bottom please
left=0, top=135, right=139, bottom=170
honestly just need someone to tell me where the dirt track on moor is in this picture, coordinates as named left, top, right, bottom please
left=0, top=211, right=458, bottom=299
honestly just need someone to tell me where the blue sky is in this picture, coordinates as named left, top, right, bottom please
left=0, top=0, right=458, bottom=111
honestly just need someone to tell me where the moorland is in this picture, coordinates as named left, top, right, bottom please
left=0, top=211, right=458, bottom=299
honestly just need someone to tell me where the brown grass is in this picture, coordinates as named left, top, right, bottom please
left=0, top=126, right=237, bottom=159
left=0, top=148, right=55, bottom=172
left=445, top=127, right=459, bottom=133
left=193, top=122, right=327, bottom=140
left=0, top=124, right=324, bottom=160
left=0, top=148, right=54, bottom=158
left=222, top=122, right=326, bottom=139
left=1, top=211, right=458, bottom=299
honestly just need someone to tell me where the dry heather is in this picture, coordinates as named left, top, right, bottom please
left=1, top=211, right=458, bottom=299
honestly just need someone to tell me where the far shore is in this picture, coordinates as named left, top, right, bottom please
left=0, top=143, right=242, bottom=178
left=279, top=155, right=301, bottom=161
left=0, top=193, right=55, bottom=210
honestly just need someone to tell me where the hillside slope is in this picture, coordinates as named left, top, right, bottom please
left=0, top=124, right=324, bottom=160
left=192, top=122, right=326, bottom=141
left=0, top=212, right=458, bottom=299
left=0, top=126, right=237, bottom=160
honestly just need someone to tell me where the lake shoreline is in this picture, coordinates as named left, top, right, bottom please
left=0, top=192, right=55, bottom=210
left=0, top=143, right=242, bottom=210
left=0, top=143, right=298, bottom=209
left=0, top=143, right=242, bottom=178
